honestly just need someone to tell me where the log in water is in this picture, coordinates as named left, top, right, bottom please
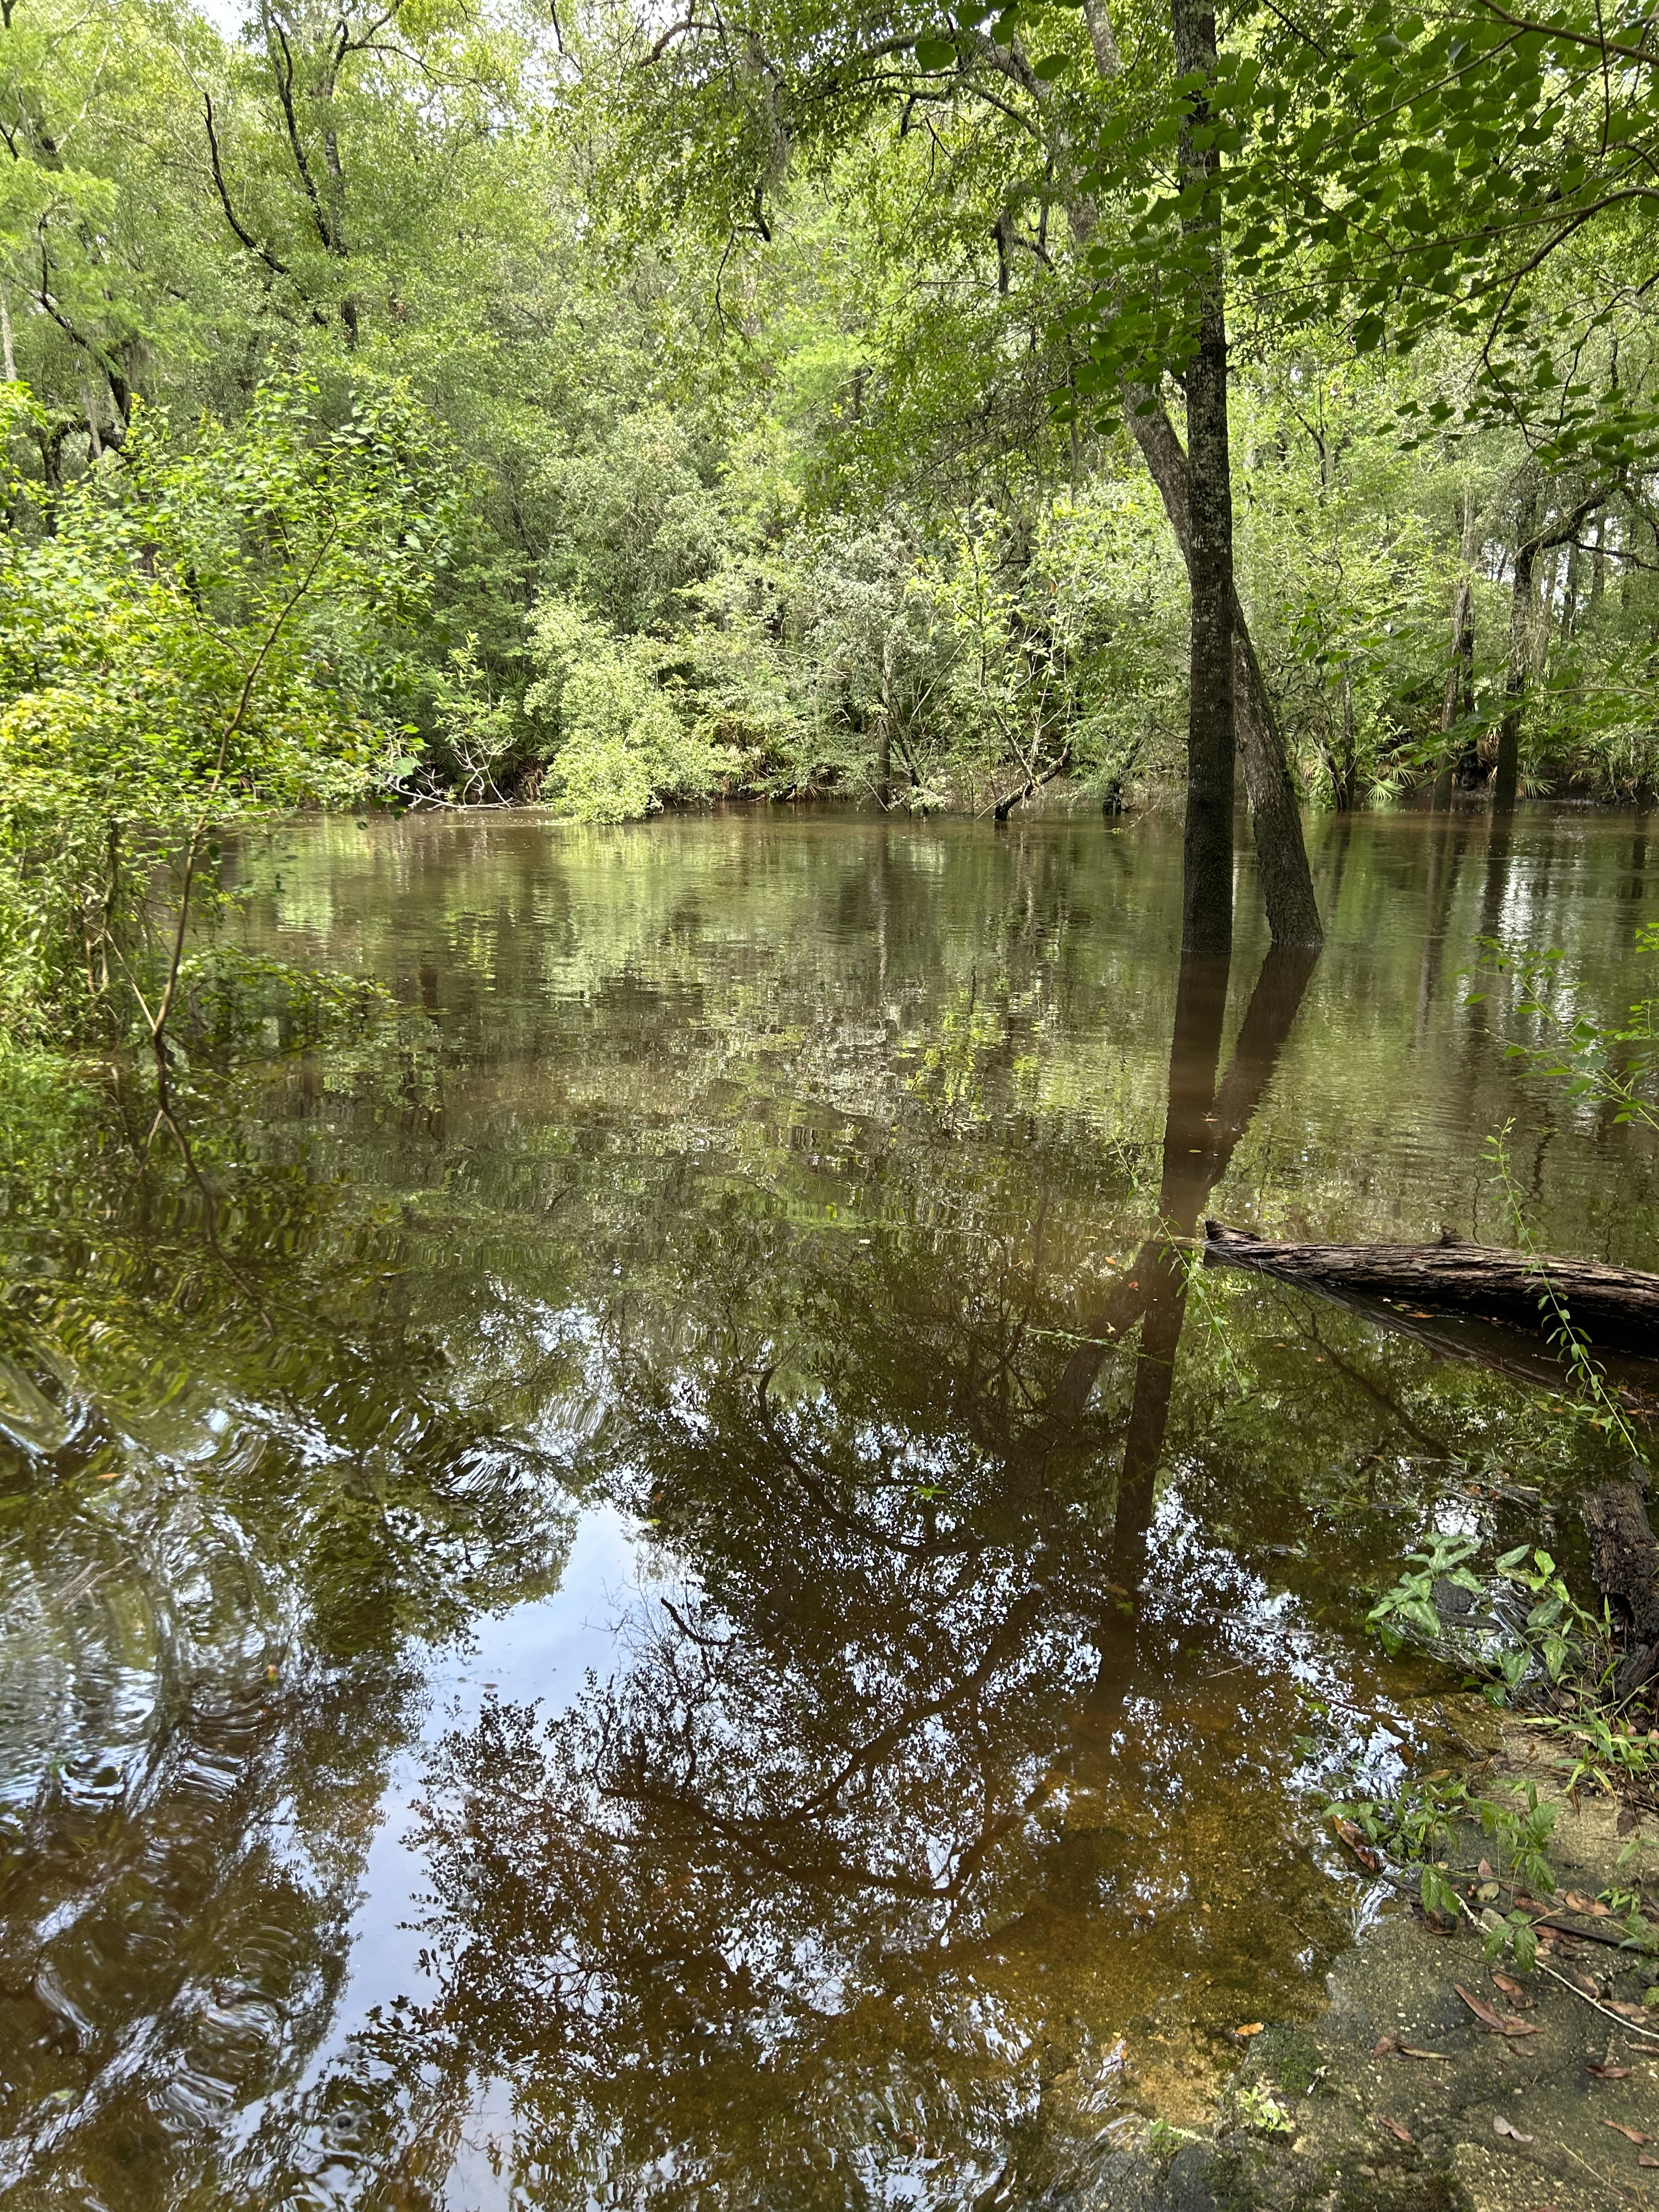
left=1203, top=1219, right=1659, bottom=1355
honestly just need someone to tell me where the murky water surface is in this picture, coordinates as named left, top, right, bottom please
left=0, top=807, right=1654, bottom=2209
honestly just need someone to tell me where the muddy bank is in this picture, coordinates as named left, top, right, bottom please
left=1076, top=1740, right=1659, bottom=2211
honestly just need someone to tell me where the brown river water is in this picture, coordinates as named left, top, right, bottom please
left=0, top=805, right=1653, bottom=2210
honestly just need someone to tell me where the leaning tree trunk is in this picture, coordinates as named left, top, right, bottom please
left=1128, top=399, right=1322, bottom=945
left=1169, top=0, right=1237, bottom=958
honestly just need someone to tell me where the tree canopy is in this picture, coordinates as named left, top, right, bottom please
left=4, top=0, right=1659, bottom=1025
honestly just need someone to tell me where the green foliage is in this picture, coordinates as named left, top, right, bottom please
left=1471, top=929, right=1659, bottom=1136
left=524, top=596, right=725, bottom=820
left=1365, top=1531, right=1607, bottom=1689
left=1366, top=1531, right=1484, bottom=1654
left=534, top=412, right=728, bottom=636
left=1223, top=2, right=1659, bottom=467
left=1546, top=1706, right=1659, bottom=1805
left=1235, top=2084, right=1294, bottom=2135
left=7, top=0, right=1659, bottom=905
left=1492, top=1541, right=1605, bottom=1688
left=1333, top=1772, right=1559, bottom=1951
left=0, top=370, right=448, bottom=1042
left=419, top=637, right=520, bottom=806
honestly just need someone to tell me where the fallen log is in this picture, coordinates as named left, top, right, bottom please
left=1203, top=1220, right=1659, bottom=1356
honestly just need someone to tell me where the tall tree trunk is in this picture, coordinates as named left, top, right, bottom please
left=1127, top=398, right=1322, bottom=943
left=1169, top=0, right=1235, bottom=956
left=1071, top=1, right=1319, bottom=948
left=877, top=634, right=896, bottom=806
left=1493, top=475, right=1541, bottom=815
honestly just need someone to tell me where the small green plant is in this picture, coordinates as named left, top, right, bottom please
left=1331, top=1771, right=1558, bottom=1968
left=1235, top=2084, right=1294, bottom=2135
left=1491, top=1543, right=1608, bottom=1688
left=1350, top=1520, right=1658, bottom=1949
left=1367, top=1531, right=1484, bottom=1654
left=1147, top=2117, right=1195, bottom=2163
left=1366, top=1533, right=1609, bottom=1696
left=1541, top=1707, right=1659, bottom=1799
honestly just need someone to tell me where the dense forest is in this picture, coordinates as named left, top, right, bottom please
left=4, top=0, right=1659, bottom=1032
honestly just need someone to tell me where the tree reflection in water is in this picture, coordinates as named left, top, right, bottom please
left=373, top=945, right=1357, bottom=2211
left=5, top=813, right=1647, bottom=2210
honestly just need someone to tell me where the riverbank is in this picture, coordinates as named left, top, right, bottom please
left=1084, top=1730, right=1659, bottom=2212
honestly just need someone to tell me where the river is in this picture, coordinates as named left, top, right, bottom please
left=0, top=805, right=1652, bottom=2209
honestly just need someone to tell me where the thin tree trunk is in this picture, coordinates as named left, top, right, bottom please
left=1560, top=534, right=1581, bottom=640
left=0, top=285, right=14, bottom=382
left=1493, top=475, right=1540, bottom=815
left=1335, top=664, right=1356, bottom=808
left=1532, top=545, right=1559, bottom=681
left=1434, top=484, right=1477, bottom=809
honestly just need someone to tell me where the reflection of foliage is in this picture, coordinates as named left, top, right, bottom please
left=0, top=1037, right=583, bottom=2203
left=380, top=1220, right=1390, bottom=2210
left=1470, top=928, right=1659, bottom=1137
left=2, top=818, right=1656, bottom=2204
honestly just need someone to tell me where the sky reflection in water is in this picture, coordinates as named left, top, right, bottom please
left=0, top=808, right=1653, bottom=2209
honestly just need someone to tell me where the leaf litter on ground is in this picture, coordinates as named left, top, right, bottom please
left=1454, top=1983, right=1544, bottom=2037
left=1491, top=1969, right=1537, bottom=2009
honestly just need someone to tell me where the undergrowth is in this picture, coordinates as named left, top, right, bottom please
left=1327, top=1529, right=1659, bottom=1974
